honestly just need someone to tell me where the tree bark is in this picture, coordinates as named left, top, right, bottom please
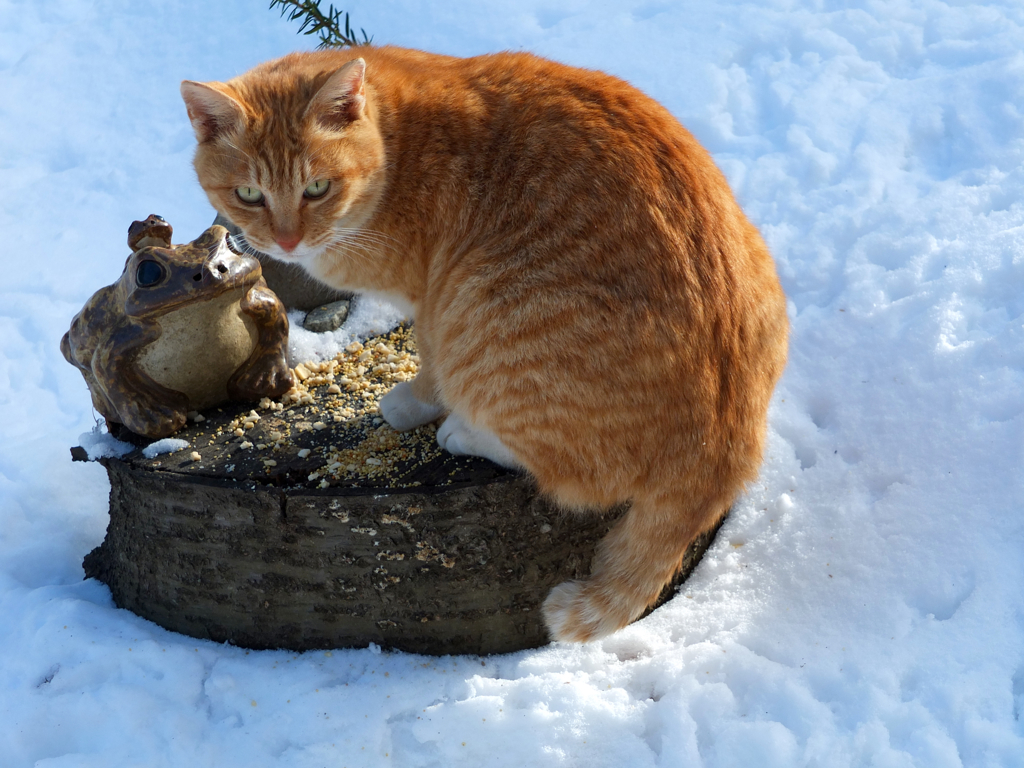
left=84, top=455, right=722, bottom=655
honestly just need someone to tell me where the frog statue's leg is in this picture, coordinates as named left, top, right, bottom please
left=229, top=277, right=294, bottom=401
left=61, top=285, right=123, bottom=425
left=92, top=317, right=191, bottom=438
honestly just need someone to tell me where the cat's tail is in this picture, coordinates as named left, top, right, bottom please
left=542, top=489, right=729, bottom=643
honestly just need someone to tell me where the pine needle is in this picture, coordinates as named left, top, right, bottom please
left=269, top=0, right=372, bottom=49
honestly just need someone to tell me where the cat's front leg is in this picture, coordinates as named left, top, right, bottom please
left=379, top=367, right=445, bottom=431
left=436, top=413, right=521, bottom=469
left=379, top=382, right=444, bottom=430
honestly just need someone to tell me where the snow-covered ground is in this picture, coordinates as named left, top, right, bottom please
left=2, top=0, right=1023, bottom=765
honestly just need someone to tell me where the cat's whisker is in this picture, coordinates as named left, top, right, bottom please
left=221, top=138, right=255, bottom=162
left=324, top=236, right=389, bottom=268
left=334, top=225, right=397, bottom=241
left=327, top=236, right=377, bottom=259
left=331, top=227, right=399, bottom=249
left=330, top=237, right=392, bottom=254
left=207, top=151, right=246, bottom=163
left=231, top=233, right=270, bottom=260
left=306, top=145, right=335, bottom=164
left=326, top=239, right=389, bottom=262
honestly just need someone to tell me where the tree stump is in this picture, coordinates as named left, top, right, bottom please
left=81, top=325, right=724, bottom=656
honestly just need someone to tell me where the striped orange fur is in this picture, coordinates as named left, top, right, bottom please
left=182, top=46, right=789, bottom=643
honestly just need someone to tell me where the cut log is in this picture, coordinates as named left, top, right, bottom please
left=81, top=325, right=725, bottom=655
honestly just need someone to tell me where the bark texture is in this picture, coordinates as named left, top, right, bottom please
left=84, top=456, right=722, bottom=655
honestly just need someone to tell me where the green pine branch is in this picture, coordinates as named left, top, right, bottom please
left=269, top=0, right=372, bottom=48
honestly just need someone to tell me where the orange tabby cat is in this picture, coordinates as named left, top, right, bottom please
left=181, top=46, right=788, bottom=643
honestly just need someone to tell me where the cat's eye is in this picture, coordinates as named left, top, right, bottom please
left=135, top=260, right=165, bottom=287
left=236, top=186, right=265, bottom=205
left=303, top=179, right=331, bottom=199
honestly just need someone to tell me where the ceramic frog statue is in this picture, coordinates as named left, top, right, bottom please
left=62, top=215, right=293, bottom=439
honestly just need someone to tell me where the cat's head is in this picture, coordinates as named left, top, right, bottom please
left=181, top=57, right=385, bottom=264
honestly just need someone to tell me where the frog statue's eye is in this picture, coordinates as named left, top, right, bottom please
left=135, top=260, right=165, bottom=288
left=236, top=186, right=265, bottom=205
left=303, top=179, right=331, bottom=199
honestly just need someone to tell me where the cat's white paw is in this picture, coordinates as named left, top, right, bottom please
left=542, top=579, right=634, bottom=643
left=379, top=381, right=444, bottom=431
left=436, top=412, right=520, bottom=468
left=435, top=414, right=469, bottom=454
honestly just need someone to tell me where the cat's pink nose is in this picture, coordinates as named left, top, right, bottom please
left=276, top=234, right=302, bottom=252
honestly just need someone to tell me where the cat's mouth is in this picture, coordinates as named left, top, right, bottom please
left=270, top=240, right=331, bottom=263
left=230, top=229, right=327, bottom=264
left=269, top=244, right=317, bottom=262
left=227, top=232, right=294, bottom=262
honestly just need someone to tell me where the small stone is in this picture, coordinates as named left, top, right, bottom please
left=302, top=299, right=351, bottom=333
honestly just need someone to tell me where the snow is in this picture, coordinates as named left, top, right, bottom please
left=77, top=427, right=133, bottom=460
left=1, top=0, right=1023, bottom=765
left=286, top=295, right=407, bottom=366
left=140, top=438, right=191, bottom=460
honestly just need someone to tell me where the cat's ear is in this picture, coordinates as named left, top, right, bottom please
left=307, top=58, right=366, bottom=130
left=180, top=81, right=245, bottom=143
